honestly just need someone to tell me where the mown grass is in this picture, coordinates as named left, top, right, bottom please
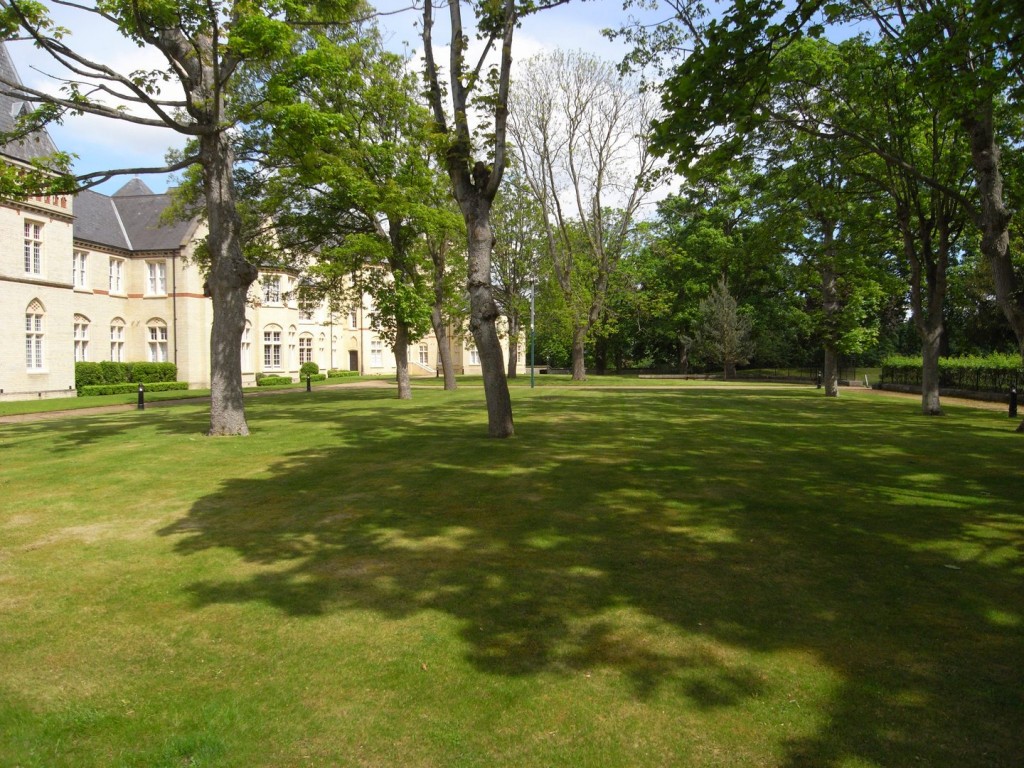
left=1, top=383, right=1021, bottom=767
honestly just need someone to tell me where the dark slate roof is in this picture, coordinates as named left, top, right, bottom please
left=74, top=179, right=196, bottom=253
left=0, top=42, right=60, bottom=163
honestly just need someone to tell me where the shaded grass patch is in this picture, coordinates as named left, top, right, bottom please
left=1, top=384, right=1021, bottom=767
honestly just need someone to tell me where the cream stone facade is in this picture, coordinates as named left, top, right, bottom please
left=1, top=46, right=505, bottom=401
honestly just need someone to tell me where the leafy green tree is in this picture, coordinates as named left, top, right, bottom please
left=694, top=277, right=754, bottom=379
left=420, top=0, right=569, bottom=437
left=245, top=20, right=450, bottom=400
left=507, top=49, right=663, bottom=380
left=0, top=0, right=355, bottom=435
left=620, top=0, right=1023, bottom=425
left=491, top=168, right=544, bottom=378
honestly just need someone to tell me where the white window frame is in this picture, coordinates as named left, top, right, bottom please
left=348, top=308, right=358, bottom=329
left=263, top=328, right=282, bottom=369
left=418, top=343, right=429, bottom=365
left=298, top=335, right=313, bottom=364
left=147, top=322, right=168, bottom=363
left=109, top=258, right=125, bottom=294
left=263, top=276, right=281, bottom=304
left=73, top=250, right=88, bottom=288
left=24, top=220, right=43, bottom=275
left=25, top=309, right=44, bottom=371
left=146, top=260, right=167, bottom=296
left=370, top=338, right=383, bottom=368
left=241, top=322, right=252, bottom=372
left=74, top=318, right=90, bottom=362
left=110, top=321, right=125, bottom=362
left=469, top=346, right=480, bottom=366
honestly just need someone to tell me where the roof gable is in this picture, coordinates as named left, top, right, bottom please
left=0, top=42, right=60, bottom=163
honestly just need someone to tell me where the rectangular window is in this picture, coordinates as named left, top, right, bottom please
left=370, top=339, right=383, bottom=368
left=148, top=325, right=168, bottom=362
left=469, top=346, right=480, bottom=366
left=263, top=330, right=282, bottom=368
left=299, top=336, right=313, bottom=364
left=418, top=343, right=429, bottom=365
left=299, top=302, right=314, bottom=321
left=25, top=313, right=43, bottom=370
left=24, top=220, right=42, bottom=274
left=73, top=251, right=88, bottom=288
left=109, top=258, right=124, bottom=293
left=110, top=324, right=125, bottom=362
left=74, top=322, right=89, bottom=362
left=146, top=261, right=167, bottom=295
left=349, top=308, right=358, bottom=329
left=263, top=277, right=281, bottom=304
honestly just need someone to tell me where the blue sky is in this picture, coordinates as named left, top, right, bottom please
left=9, top=0, right=662, bottom=196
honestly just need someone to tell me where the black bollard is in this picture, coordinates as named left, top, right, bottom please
left=1010, top=386, right=1018, bottom=419
left=816, top=371, right=822, bottom=389
left=137, top=382, right=145, bottom=411
left=306, top=374, right=312, bottom=393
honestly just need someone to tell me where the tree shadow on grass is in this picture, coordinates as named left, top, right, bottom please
left=159, top=389, right=1024, bottom=767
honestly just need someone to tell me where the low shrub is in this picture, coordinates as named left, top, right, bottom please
left=78, top=381, right=188, bottom=397
left=99, top=360, right=130, bottom=384
left=881, top=353, right=1022, bottom=392
left=75, top=361, right=177, bottom=388
left=128, top=362, right=178, bottom=383
left=300, top=362, right=320, bottom=378
left=256, top=376, right=294, bottom=387
left=327, top=369, right=359, bottom=378
left=75, top=362, right=105, bottom=389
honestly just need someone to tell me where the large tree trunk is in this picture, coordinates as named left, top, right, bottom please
left=202, top=132, right=258, bottom=436
left=430, top=308, right=457, bottom=391
left=823, top=346, right=840, bottom=398
left=920, top=327, right=943, bottom=416
left=466, top=209, right=514, bottom=437
left=965, top=108, right=1024, bottom=349
left=506, top=313, right=520, bottom=379
left=394, top=321, right=412, bottom=400
left=570, top=325, right=587, bottom=380
left=964, top=107, right=1024, bottom=432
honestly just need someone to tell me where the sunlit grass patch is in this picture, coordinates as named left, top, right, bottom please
left=1, top=384, right=1021, bottom=767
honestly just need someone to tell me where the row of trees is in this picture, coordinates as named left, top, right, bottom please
left=2, top=0, right=1022, bottom=435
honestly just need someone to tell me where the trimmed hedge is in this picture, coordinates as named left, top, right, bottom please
left=256, top=376, right=294, bottom=386
left=75, top=361, right=177, bottom=389
left=300, top=362, right=320, bottom=377
left=882, top=353, right=1022, bottom=392
left=78, top=381, right=189, bottom=397
left=327, top=369, right=359, bottom=379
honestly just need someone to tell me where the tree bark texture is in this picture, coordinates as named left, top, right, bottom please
left=202, top=131, right=259, bottom=436
left=394, top=321, right=412, bottom=400
left=965, top=109, right=1024, bottom=359
left=466, top=212, right=514, bottom=437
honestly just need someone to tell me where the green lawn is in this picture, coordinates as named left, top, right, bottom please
left=1, top=383, right=1021, bottom=767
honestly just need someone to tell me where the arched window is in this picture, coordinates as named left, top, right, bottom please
left=73, top=314, right=90, bottom=362
left=263, top=324, right=282, bottom=369
left=298, top=333, right=314, bottom=365
left=110, top=318, right=126, bottom=362
left=25, top=300, right=44, bottom=371
left=147, top=318, right=168, bottom=363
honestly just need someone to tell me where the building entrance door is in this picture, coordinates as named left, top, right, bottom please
left=349, top=350, right=358, bottom=372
